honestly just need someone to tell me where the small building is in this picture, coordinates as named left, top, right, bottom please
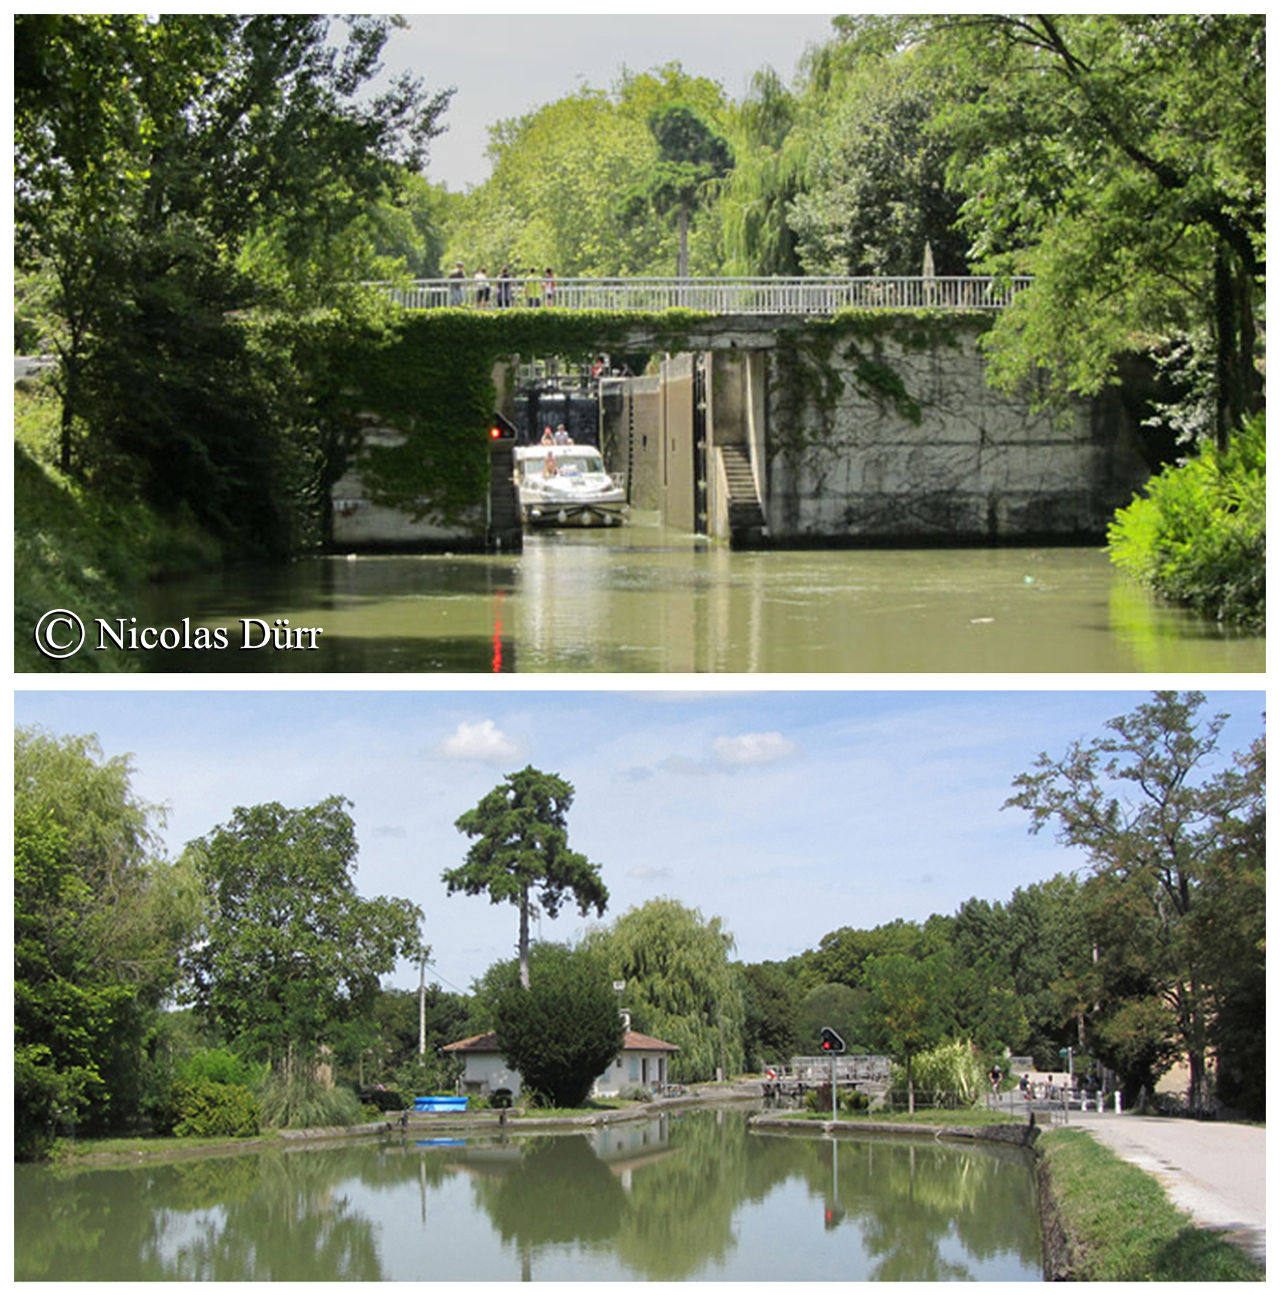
left=443, top=1029, right=679, bottom=1101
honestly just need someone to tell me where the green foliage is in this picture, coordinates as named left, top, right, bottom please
left=928, top=15, right=1264, bottom=438
left=592, top=898, right=746, bottom=1084
left=788, top=37, right=964, bottom=276
left=1007, top=691, right=1265, bottom=1108
left=796, top=983, right=868, bottom=1054
left=493, top=945, right=625, bottom=1107
left=1108, top=413, right=1265, bottom=629
left=14, top=388, right=224, bottom=671
left=168, top=1079, right=261, bottom=1139
left=15, top=727, right=201, bottom=1155
left=186, top=797, right=425, bottom=1068
left=14, top=15, right=450, bottom=555
left=739, top=962, right=802, bottom=1068
left=891, top=1039, right=985, bottom=1108
left=257, top=1072, right=364, bottom=1130
left=443, top=62, right=728, bottom=277
left=175, top=1048, right=266, bottom=1091
left=447, top=766, right=608, bottom=990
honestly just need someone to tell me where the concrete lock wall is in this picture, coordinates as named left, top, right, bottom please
left=758, top=328, right=1148, bottom=543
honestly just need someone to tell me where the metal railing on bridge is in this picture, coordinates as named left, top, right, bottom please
left=378, top=275, right=1031, bottom=315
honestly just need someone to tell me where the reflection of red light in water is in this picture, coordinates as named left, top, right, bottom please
left=491, top=590, right=505, bottom=672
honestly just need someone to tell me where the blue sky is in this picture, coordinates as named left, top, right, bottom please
left=369, top=13, right=841, bottom=190
left=14, top=688, right=1263, bottom=996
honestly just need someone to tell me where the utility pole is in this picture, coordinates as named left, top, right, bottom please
left=419, top=956, right=427, bottom=1057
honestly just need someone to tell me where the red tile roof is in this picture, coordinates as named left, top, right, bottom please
left=443, top=1029, right=678, bottom=1053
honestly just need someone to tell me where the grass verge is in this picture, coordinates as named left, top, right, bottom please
left=771, top=1107, right=1021, bottom=1126
left=1039, top=1127, right=1263, bottom=1280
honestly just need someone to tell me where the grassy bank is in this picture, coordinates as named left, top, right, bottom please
left=1039, top=1127, right=1263, bottom=1280
left=14, top=384, right=224, bottom=671
left=768, top=1106, right=1021, bottom=1126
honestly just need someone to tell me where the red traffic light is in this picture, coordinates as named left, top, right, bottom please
left=820, top=1026, right=846, bottom=1053
left=489, top=425, right=503, bottom=440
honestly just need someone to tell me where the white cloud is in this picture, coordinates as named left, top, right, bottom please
left=436, top=719, right=522, bottom=763
left=711, top=731, right=798, bottom=767
left=628, top=864, right=674, bottom=881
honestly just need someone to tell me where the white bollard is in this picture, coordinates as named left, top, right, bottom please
left=1114, top=1091, right=1122, bottom=1113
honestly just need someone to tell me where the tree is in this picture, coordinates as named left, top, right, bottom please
left=14, top=728, right=201, bottom=1155
left=863, top=951, right=952, bottom=1112
left=739, top=962, right=802, bottom=1069
left=186, top=797, right=424, bottom=1079
left=492, top=944, right=625, bottom=1107
left=786, top=27, right=967, bottom=276
left=796, top=982, right=868, bottom=1055
left=1005, top=691, right=1264, bottom=1109
left=626, top=104, right=734, bottom=277
left=446, top=767, right=608, bottom=991
left=14, top=15, right=451, bottom=550
left=715, top=68, right=805, bottom=276
left=593, top=898, right=746, bottom=1083
left=927, top=15, right=1264, bottom=445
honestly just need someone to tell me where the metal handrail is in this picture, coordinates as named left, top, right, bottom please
left=374, top=275, right=1031, bottom=315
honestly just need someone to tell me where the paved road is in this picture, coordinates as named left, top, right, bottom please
left=1069, top=1110, right=1265, bottom=1265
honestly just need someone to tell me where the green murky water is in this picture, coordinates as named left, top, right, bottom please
left=14, top=1109, right=1042, bottom=1281
left=114, top=515, right=1263, bottom=673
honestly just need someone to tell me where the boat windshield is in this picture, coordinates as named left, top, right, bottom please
left=521, top=452, right=606, bottom=481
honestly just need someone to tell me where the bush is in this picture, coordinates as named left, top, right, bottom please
left=258, top=1071, right=364, bottom=1130
left=358, top=1088, right=407, bottom=1113
left=1108, top=414, right=1265, bottom=629
left=170, top=1079, right=260, bottom=1138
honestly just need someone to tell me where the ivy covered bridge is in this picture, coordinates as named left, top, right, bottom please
left=329, top=277, right=1150, bottom=552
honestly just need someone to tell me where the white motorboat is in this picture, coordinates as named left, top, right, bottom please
left=514, top=444, right=627, bottom=527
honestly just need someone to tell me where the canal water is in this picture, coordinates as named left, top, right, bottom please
left=14, top=1109, right=1042, bottom=1281
left=128, top=514, right=1263, bottom=673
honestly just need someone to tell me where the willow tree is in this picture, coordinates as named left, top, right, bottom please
left=446, top=767, right=608, bottom=990
left=625, top=104, right=734, bottom=278
left=595, top=898, right=746, bottom=1083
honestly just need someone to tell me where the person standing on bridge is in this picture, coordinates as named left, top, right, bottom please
left=524, top=269, right=541, bottom=308
left=496, top=266, right=513, bottom=308
left=473, top=267, right=490, bottom=307
left=448, top=261, right=465, bottom=307
left=543, top=267, right=556, bottom=307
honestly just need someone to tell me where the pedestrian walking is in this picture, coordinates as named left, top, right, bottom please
left=448, top=261, right=465, bottom=306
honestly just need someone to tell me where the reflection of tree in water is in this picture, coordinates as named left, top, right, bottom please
left=795, top=1136, right=1040, bottom=1280
left=16, top=1146, right=389, bottom=1281
left=613, top=1110, right=804, bottom=1280
left=472, top=1135, right=629, bottom=1250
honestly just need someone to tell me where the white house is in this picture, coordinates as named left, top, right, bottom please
left=442, top=1029, right=680, bottom=1100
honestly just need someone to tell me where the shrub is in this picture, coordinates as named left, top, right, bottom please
left=1109, top=414, right=1265, bottom=629
left=358, top=1088, right=407, bottom=1113
left=889, top=1039, right=985, bottom=1108
left=170, top=1079, right=260, bottom=1138
left=258, top=1071, right=364, bottom=1129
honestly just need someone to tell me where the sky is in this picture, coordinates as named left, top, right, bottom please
left=367, top=14, right=841, bottom=191
left=14, top=687, right=1264, bottom=1003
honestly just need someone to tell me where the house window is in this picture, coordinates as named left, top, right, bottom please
left=629, top=1057, right=639, bottom=1081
